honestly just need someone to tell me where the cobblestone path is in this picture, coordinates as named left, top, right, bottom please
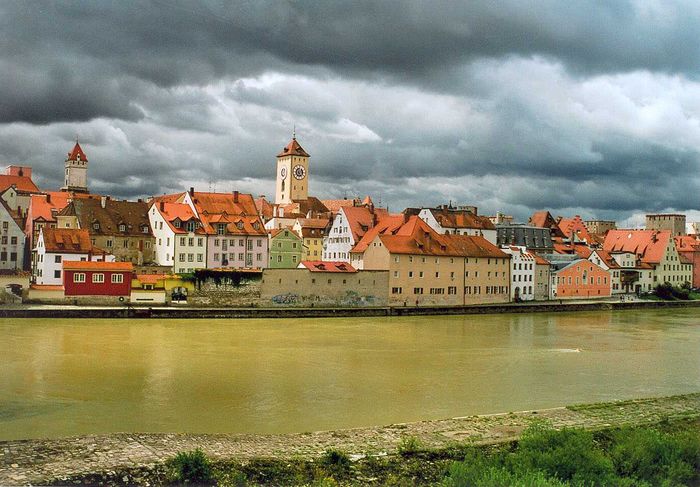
left=1, top=393, right=698, bottom=485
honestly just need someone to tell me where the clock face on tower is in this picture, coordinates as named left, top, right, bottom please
left=293, top=164, right=306, bottom=180
left=280, top=167, right=287, bottom=179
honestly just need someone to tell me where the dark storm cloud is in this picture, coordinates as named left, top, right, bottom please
left=3, top=1, right=700, bottom=124
left=3, top=1, right=700, bottom=221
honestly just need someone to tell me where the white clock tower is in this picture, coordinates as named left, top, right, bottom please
left=275, top=135, right=309, bottom=205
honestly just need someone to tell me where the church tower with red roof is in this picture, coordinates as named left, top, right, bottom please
left=275, top=133, right=309, bottom=205
left=61, top=140, right=89, bottom=193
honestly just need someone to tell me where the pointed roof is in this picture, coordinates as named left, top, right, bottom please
left=66, top=141, right=88, bottom=162
left=277, top=137, right=310, bottom=158
left=603, top=229, right=672, bottom=265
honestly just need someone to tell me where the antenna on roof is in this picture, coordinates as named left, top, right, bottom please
left=293, top=124, right=296, bottom=140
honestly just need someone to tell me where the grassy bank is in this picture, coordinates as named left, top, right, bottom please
left=145, top=419, right=700, bottom=486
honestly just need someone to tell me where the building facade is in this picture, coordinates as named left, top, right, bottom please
left=61, top=141, right=89, bottom=193
left=551, top=259, right=611, bottom=299
left=646, top=214, right=686, bottom=237
left=63, top=261, right=132, bottom=296
left=417, top=206, right=497, bottom=244
left=268, top=228, right=303, bottom=268
left=501, top=246, right=535, bottom=301
left=149, top=201, right=207, bottom=273
left=0, top=199, right=25, bottom=270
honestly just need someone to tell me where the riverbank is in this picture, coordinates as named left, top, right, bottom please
left=2, top=296, right=700, bottom=319
left=1, top=393, right=698, bottom=485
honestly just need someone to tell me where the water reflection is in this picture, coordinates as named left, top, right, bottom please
left=0, top=309, right=699, bottom=440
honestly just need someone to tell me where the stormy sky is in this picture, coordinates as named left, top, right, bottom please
left=2, top=1, right=700, bottom=225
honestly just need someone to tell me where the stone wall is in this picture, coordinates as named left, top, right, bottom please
left=261, top=268, right=389, bottom=307
left=188, top=274, right=263, bottom=307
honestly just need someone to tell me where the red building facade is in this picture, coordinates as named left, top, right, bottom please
left=63, top=261, right=133, bottom=296
left=554, top=259, right=611, bottom=299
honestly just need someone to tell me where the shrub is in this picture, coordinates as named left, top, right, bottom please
left=610, top=427, right=700, bottom=486
left=319, top=449, right=351, bottom=479
left=166, top=448, right=214, bottom=485
left=397, top=435, right=425, bottom=456
left=509, top=423, right=615, bottom=485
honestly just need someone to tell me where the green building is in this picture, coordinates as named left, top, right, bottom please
left=268, top=228, right=303, bottom=268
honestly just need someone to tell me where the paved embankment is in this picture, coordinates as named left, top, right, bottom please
left=1, top=393, right=698, bottom=485
left=2, top=298, right=700, bottom=319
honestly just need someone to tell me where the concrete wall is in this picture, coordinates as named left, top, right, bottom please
left=261, top=268, right=389, bottom=306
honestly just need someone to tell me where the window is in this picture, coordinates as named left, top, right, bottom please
left=188, top=253, right=194, bottom=262
left=55, top=255, right=62, bottom=263
left=54, top=270, right=61, bottom=279
left=217, top=224, right=225, bottom=235
left=106, top=239, right=113, bottom=248
left=73, top=273, right=86, bottom=283
left=391, top=287, right=402, bottom=294
left=197, top=254, right=203, bottom=262
left=187, top=221, right=196, bottom=232
left=10, top=252, right=16, bottom=261
left=93, top=222, right=100, bottom=230
left=214, top=239, right=220, bottom=247
left=413, top=287, right=423, bottom=294
left=92, top=273, right=105, bottom=283
left=119, top=224, right=126, bottom=232
left=111, top=273, right=123, bottom=283
left=188, top=237, right=194, bottom=246
left=448, top=286, right=457, bottom=295
left=10, top=236, right=17, bottom=245
left=179, top=254, right=186, bottom=262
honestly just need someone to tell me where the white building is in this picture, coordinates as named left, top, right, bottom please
left=323, top=206, right=387, bottom=261
left=501, top=245, right=535, bottom=301
left=0, top=198, right=25, bottom=271
left=149, top=201, right=207, bottom=274
left=34, top=227, right=113, bottom=285
left=418, top=206, right=497, bottom=244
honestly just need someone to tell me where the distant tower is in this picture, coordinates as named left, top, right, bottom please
left=62, top=139, right=89, bottom=193
left=275, top=133, right=309, bottom=205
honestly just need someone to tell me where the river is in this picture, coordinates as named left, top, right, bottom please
left=1, top=308, right=699, bottom=440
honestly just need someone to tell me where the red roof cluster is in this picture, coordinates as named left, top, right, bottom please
left=603, top=229, right=672, bottom=265
left=300, top=261, right=357, bottom=273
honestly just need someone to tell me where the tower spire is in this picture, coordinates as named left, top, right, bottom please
left=293, top=124, right=296, bottom=140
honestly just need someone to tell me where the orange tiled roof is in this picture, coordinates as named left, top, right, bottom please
left=379, top=216, right=508, bottom=258
left=589, top=249, right=621, bottom=269
left=300, top=261, right=356, bottom=273
left=63, top=260, right=133, bottom=271
left=531, top=253, right=550, bottom=265
left=41, top=228, right=96, bottom=253
left=155, top=202, right=205, bottom=234
left=255, top=196, right=274, bottom=219
left=342, top=206, right=390, bottom=243
left=320, top=198, right=361, bottom=214
left=603, top=229, right=672, bottom=265
left=557, top=215, right=591, bottom=242
left=675, top=235, right=700, bottom=251
left=277, top=138, right=310, bottom=158
left=529, top=211, right=556, bottom=229
left=134, top=274, right=167, bottom=284
left=351, top=214, right=405, bottom=253
left=191, top=191, right=259, bottom=216
left=0, top=175, right=40, bottom=193
left=200, top=214, right=266, bottom=236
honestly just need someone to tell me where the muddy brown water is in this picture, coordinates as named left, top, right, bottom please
left=1, top=308, right=698, bottom=440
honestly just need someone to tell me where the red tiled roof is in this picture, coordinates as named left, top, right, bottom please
left=191, top=191, right=259, bottom=216
left=603, top=229, right=672, bottom=265
left=0, top=175, right=40, bottom=193
left=63, top=260, right=133, bottom=271
left=254, top=196, right=274, bottom=219
left=379, top=216, right=508, bottom=258
left=41, top=228, right=97, bottom=253
left=351, top=214, right=405, bottom=253
left=675, top=235, right=700, bottom=251
left=557, top=215, right=591, bottom=242
left=277, top=138, right=310, bottom=158
left=269, top=228, right=301, bottom=239
left=529, top=211, right=555, bottom=229
left=589, top=249, right=621, bottom=269
left=320, top=198, right=361, bottom=214
left=154, top=202, right=204, bottom=234
left=200, top=214, right=266, bottom=236
left=300, top=261, right=356, bottom=273
left=66, top=142, right=88, bottom=162
left=532, top=253, right=550, bottom=265
left=135, top=274, right=167, bottom=284
left=342, top=206, right=380, bottom=242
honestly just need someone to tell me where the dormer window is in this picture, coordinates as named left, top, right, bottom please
left=141, top=225, right=149, bottom=234
left=237, top=222, right=244, bottom=230
left=119, top=224, right=126, bottom=232
left=253, top=222, right=260, bottom=230
left=186, top=221, right=196, bottom=232
left=174, top=220, right=181, bottom=228
left=217, top=224, right=226, bottom=235
left=93, top=222, right=100, bottom=230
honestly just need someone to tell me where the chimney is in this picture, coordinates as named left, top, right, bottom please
left=46, top=193, right=51, bottom=203
left=189, top=187, right=194, bottom=197
left=100, top=196, right=107, bottom=208
left=137, top=198, right=143, bottom=203
left=159, top=201, right=165, bottom=212
left=233, top=190, right=239, bottom=203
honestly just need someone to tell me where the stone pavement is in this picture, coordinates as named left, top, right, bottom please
left=1, top=393, right=699, bottom=485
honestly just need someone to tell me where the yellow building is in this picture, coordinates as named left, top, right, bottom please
left=131, top=273, right=195, bottom=303
left=292, top=218, right=331, bottom=260
left=360, top=216, right=511, bottom=306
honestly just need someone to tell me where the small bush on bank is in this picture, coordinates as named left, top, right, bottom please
left=398, top=435, right=425, bottom=456
left=609, top=427, right=700, bottom=486
left=166, top=448, right=214, bottom=485
left=654, top=283, right=692, bottom=300
left=319, top=449, right=351, bottom=479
